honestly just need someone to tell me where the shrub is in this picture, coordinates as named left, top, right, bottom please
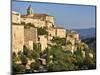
left=20, top=54, right=28, bottom=66
left=13, top=63, right=25, bottom=74
left=51, top=37, right=66, bottom=46
left=30, top=61, right=40, bottom=70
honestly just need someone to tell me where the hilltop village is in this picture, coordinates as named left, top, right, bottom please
left=12, top=5, right=81, bottom=54
left=12, top=5, right=95, bottom=73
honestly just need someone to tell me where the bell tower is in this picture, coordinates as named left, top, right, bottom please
left=27, top=5, right=33, bottom=16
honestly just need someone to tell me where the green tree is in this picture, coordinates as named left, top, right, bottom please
left=46, top=47, right=50, bottom=65
left=12, top=62, right=25, bottom=74
left=74, top=49, right=84, bottom=69
left=83, top=52, right=96, bottom=69
left=30, top=61, right=40, bottom=71
left=20, top=54, right=28, bottom=66
left=51, top=37, right=66, bottom=46
left=32, top=43, right=41, bottom=59
left=47, top=45, right=75, bottom=71
left=23, top=45, right=33, bottom=60
left=23, top=45, right=29, bottom=56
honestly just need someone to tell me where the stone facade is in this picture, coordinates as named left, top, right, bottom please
left=55, top=27, right=66, bottom=38
left=66, top=32, right=80, bottom=44
left=48, top=27, right=66, bottom=38
left=38, top=35, right=48, bottom=53
left=12, top=11, right=21, bottom=24
left=20, top=5, right=54, bottom=28
left=46, top=21, right=53, bottom=29
left=66, top=32, right=80, bottom=53
left=48, top=28, right=56, bottom=37
left=12, top=24, right=24, bottom=54
left=21, top=18, right=46, bottom=28
left=24, top=27, right=37, bottom=50
left=45, top=16, right=54, bottom=25
left=12, top=5, right=81, bottom=54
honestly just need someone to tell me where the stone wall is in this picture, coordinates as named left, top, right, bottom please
left=12, top=11, right=21, bottom=24
left=66, top=32, right=80, bottom=53
left=21, top=18, right=46, bottom=28
left=48, top=28, right=56, bottom=37
left=21, top=17, right=34, bottom=24
left=46, top=21, right=53, bottom=29
left=38, top=35, right=48, bottom=53
left=12, top=24, right=24, bottom=54
left=48, top=27, right=66, bottom=38
left=46, top=16, right=54, bottom=25
left=56, top=27, right=66, bottom=38
left=66, top=32, right=80, bottom=44
left=24, top=27, right=37, bottom=50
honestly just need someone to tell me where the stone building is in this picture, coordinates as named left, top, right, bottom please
left=12, top=5, right=55, bottom=54
left=21, top=5, right=54, bottom=28
left=24, top=27, right=37, bottom=50
left=48, top=27, right=56, bottom=37
left=38, top=35, right=48, bottom=53
left=12, top=24, right=24, bottom=54
left=71, top=31, right=80, bottom=40
left=66, top=31, right=80, bottom=44
left=66, top=31, right=80, bottom=53
left=21, top=17, right=46, bottom=28
left=55, top=27, right=66, bottom=38
left=21, top=14, right=54, bottom=28
left=12, top=5, right=81, bottom=54
left=48, top=26, right=66, bottom=38
left=46, top=21, right=54, bottom=29
left=12, top=11, right=24, bottom=54
left=12, top=11, right=21, bottom=24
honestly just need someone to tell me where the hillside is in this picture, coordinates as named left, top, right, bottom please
left=82, top=37, right=96, bottom=52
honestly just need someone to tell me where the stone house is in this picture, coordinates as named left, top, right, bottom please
left=66, top=31, right=80, bottom=53
left=12, top=5, right=81, bottom=55
left=55, top=27, right=66, bottom=38
left=48, top=27, right=56, bottom=37
left=12, top=5, right=54, bottom=54
left=12, top=24, right=24, bottom=54
left=12, top=11, right=21, bottom=24
left=21, top=16, right=46, bottom=28
left=12, top=11, right=24, bottom=54
left=24, top=27, right=37, bottom=50
left=66, top=31, right=80, bottom=44
left=38, top=35, right=48, bottom=53
left=48, top=26, right=66, bottom=38
left=21, top=5, right=54, bottom=28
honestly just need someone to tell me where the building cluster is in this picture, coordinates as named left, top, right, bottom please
left=12, top=5, right=80, bottom=54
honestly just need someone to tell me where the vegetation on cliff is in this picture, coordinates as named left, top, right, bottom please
left=12, top=37, right=96, bottom=74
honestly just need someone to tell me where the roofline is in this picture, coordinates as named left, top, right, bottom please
left=12, top=11, right=20, bottom=15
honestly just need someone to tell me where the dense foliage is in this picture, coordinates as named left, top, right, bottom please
left=12, top=38, right=96, bottom=74
left=46, top=45, right=96, bottom=71
left=51, top=37, right=66, bottom=46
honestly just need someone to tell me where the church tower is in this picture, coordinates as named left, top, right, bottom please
left=27, top=5, right=33, bottom=16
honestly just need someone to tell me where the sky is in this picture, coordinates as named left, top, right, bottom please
left=12, top=1, right=96, bottom=29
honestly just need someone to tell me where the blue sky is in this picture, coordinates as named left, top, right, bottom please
left=12, top=1, right=96, bottom=29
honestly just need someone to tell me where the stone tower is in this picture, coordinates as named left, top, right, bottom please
left=27, top=5, right=33, bottom=16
